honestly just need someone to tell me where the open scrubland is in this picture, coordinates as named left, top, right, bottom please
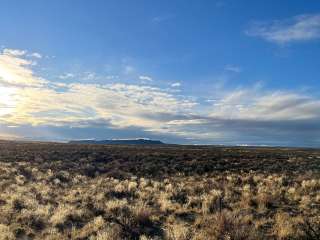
left=0, top=141, right=319, bottom=240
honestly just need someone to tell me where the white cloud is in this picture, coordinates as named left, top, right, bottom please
left=246, top=14, right=320, bottom=44
left=3, top=48, right=26, bottom=56
left=139, top=75, right=153, bottom=82
left=3, top=49, right=42, bottom=59
left=0, top=49, right=46, bottom=87
left=29, top=52, right=42, bottom=59
left=59, top=73, right=75, bottom=79
left=224, top=65, right=242, bottom=73
left=171, top=82, right=181, bottom=87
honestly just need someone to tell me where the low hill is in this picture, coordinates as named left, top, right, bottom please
left=68, top=138, right=164, bottom=145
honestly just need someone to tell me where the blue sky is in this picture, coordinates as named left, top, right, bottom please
left=0, top=0, right=320, bottom=146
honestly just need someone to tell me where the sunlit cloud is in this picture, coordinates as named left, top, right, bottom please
left=209, top=89, right=320, bottom=121
left=0, top=48, right=320, bottom=145
left=0, top=48, right=196, bottom=138
left=0, top=86, right=17, bottom=116
left=0, top=49, right=46, bottom=87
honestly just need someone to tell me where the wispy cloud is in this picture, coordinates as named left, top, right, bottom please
left=209, top=88, right=320, bottom=121
left=224, top=65, right=242, bottom=73
left=171, top=82, right=181, bottom=87
left=139, top=75, right=153, bottom=82
left=3, top=48, right=26, bottom=56
left=246, top=14, right=320, bottom=44
left=152, top=14, right=175, bottom=23
left=4, top=48, right=42, bottom=59
left=29, top=52, right=42, bottom=59
left=59, top=73, right=75, bottom=79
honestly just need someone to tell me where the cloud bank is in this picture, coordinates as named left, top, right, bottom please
left=0, top=48, right=319, bottom=146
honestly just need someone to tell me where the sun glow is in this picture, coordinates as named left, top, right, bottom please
left=0, top=86, right=17, bottom=116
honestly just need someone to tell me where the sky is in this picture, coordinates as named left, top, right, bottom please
left=0, top=0, right=320, bottom=146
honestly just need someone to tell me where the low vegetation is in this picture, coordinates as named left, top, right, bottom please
left=0, top=141, right=319, bottom=239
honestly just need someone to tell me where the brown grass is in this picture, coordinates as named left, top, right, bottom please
left=0, top=141, right=319, bottom=239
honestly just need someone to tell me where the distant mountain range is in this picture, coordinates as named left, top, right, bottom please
left=68, top=139, right=164, bottom=145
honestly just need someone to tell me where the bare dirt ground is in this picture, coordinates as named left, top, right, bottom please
left=0, top=141, right=319, bottom=239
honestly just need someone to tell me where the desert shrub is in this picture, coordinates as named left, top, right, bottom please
left=256, top=186, right=276, bottom=211
left=166, top=223, right=192, bottom=240
left=128, top=181, right=138, bottom=192
left=12, top=198, right=26, bottom=212
left=18, top=167, right=33, bottom=180
left=105, top=190, right=136, bottom=200
left=111, top=204, right=160, bottom=239
left=299, top=217, right=320, bottom=240
left=273, top=212, right=304, bottom=240
left=170, top=189, right=188, bottom=205
left=76, top=216, right=105, bottom=238
left=93, top=224, right=123, bottom=240
left=52, top=171, right=70, bottom=183
left=201, top=189, right=223, bottom=214
left=17, top=211, right=46, bottom=232
left=187, top=195, right=202, bottom=209
left=49, top=204, right=88, bottom=231
left=194, top=210, right=258, bottom=240
left=0, top=224, right=15, bottom=240
left=301, top=179, right=320, bottom=192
